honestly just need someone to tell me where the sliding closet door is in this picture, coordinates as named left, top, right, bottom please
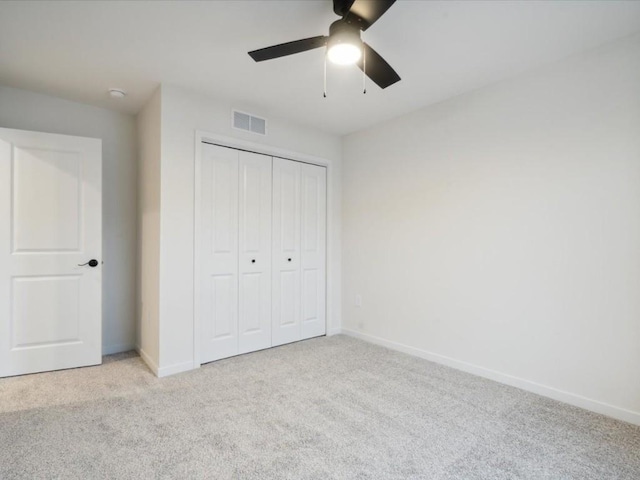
left=238, top=152, right=272, bottom=354
left=272, top=158, right=301, bottom=346
left=300, top=163, right=327, bottom=339
left=200, top=144, right=239, bottom=363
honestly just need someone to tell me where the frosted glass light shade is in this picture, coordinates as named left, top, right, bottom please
left=327, top=43, right=362, bottom=65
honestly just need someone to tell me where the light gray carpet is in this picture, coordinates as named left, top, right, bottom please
left=1, top=335, right=639, bottom=479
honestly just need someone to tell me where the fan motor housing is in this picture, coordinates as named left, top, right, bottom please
left=329, top=20, right=362, bottom=46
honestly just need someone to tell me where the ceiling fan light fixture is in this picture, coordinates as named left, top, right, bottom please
left=326, top=21, right=362, bottom=66
left=327, top=42, right=362, bottom=65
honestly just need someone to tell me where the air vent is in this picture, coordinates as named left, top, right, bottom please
left=233, top=110, right=267, bottom=135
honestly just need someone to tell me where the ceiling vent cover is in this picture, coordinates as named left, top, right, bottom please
left=233, top=110, right=267, bottom=135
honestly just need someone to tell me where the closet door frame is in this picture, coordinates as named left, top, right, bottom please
left=194, top=131, right=333, bottom=367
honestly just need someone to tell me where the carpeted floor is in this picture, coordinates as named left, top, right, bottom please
left=0, top=335, right=639, bottom=479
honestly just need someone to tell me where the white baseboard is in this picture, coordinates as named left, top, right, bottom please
left=157, top=360, right=195, bottom=378
left=327, top=327, right=342, bottom=336
left=341, top=328, right=640, bottom=426
left=102, top=343, right=136, bottom=356
left=135, top=346, right=195, bottom=378
left=136, top=347, right=159, bottom=376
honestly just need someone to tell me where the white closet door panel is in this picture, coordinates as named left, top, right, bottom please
left=201, top=144, right=239, bottom=362
left=272, top=158, right=301, bottom=346
left=300, top=164, right=327, bottom=339
left=238, top=152, right=272, bottom=354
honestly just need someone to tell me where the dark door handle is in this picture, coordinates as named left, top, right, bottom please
left=78, top=259, right=99, bottom=267
left=288, top=258, right=292, bottom=262
left=251, top=259, right=256, bottom=263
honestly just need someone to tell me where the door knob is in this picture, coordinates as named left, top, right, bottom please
left=251, top=259, right=256, bottom=263
left=78, top=259, right=99, bottom=267
left=287, top=258, right=292, bottom=262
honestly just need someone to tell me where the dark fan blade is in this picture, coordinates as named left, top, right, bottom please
left=248, top=36, right=328, bottom=62
left=344, top=0, right=396, bottom=31
left=357, top=42, right=400, bottom=89
left=333, top=0, right=356, bottom=17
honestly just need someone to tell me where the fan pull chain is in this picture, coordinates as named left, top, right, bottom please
left=363, top=44, right=367, bottom=94
left=323, top=54, right=327, bottom=98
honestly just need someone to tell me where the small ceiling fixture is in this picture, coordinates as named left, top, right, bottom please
left=248, top=0, right=400, bottom=91
left=108, top=88, right=126, bottom=99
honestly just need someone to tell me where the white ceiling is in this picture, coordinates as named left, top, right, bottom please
left=1, top=1, right=640, bottom=135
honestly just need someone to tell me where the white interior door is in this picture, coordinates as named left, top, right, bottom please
left=300, top=163, right=327, bottom=340
left=272, top=158, right=302, bottom=346
left=238, top=151, right=272, bottom=354
left=0, top=127, right=102, bottom=377
left=200, top=144, right=239, bottom=363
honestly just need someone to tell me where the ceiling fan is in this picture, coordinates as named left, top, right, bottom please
left=248, top=0, right=401, bottom=90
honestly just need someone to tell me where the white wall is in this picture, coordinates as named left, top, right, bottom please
left=156, top=85, right=342, bottom=374
left=136, top=88, right=161, bottom=370
left=0, top=85, right=138, bottom=355
left=342, top=34, right=640, bottom=424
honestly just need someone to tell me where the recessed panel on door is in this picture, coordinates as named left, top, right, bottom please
left=279, top=270, right=297, bottom=326
left=210, top=273, right=235, bottom=340
left=272, top=158, right=301, bottom=347
left=12, top=148, right=81, bottom=252
left=12, top=275, right=81, bottom=349
left=212, top=156, right=236, bottom=257
left=200, top=144, right=239, bottom=362
left=0, top=128, right=102, bottom=378
left=238, top=152, right=272, bottom=354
